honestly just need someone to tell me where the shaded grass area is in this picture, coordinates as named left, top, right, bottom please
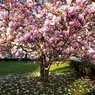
left=0, top=61, right=39, bottom=75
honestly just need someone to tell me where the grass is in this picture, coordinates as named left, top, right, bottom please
left=50, top=61, right=73, bottom=74
left=0, top=61, right=39, bottom=75
left=0, top=61, right=95, bottom=95
left=0, top=61, right=70, bottom=75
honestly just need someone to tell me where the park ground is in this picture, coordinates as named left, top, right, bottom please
left=0, top=61, right=95, bottom=95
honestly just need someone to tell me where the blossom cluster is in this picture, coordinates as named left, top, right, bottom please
left=0, top=0, right=95, bottom=61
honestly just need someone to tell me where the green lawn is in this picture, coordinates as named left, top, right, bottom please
left=0, top=61, right=95, bottom=95
left=0, top=61, right=70, bottom=75
left=0, top=61, right=39, bottom=75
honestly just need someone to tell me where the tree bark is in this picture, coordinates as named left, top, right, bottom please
left=40, top=62, right=44, bottom=81
left=40, top=62, right=50, bottom=82
left=40, top=54, right=50, bottom=82
left=44, top=67, right=49, bottom=82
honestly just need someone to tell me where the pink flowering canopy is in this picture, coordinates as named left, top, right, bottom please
left=0, top=0, right=95, bottom=62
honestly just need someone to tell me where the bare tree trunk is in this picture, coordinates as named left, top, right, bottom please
left=40, top=54, right=50, bottom=82
left=43, top=67, right=49, bottom=82
left=40, top=62, right=44, bottom=81
left=40, top=63, right=49, bottom=82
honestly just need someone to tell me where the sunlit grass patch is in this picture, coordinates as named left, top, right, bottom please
left=50, top=62, right=69, bottom=71
left=50, top=61, right=74, bottom=75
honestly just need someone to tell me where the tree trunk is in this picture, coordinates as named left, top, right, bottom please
left=40, top=62, right=44, bottom=81
left=40, top=62, right=49, bottom=82
left=40, top=54, right=50, bottom=82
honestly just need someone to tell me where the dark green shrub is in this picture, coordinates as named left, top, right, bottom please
left=70, top=59, right=95, bottom=79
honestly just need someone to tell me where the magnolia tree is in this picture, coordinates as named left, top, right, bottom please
left=0, top=0, right=95, bottom=81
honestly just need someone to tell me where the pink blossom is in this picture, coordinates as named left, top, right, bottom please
left=44, top=20, right=51, bottom=28
left=69, top=47, right=74, bottom=53
left=6, top=27, right=13, bottom=34
left=7, top=36, right=13, bottom=40
left=18, top=27, right=24, bottom=32
left=0, top=21, right=4, bottom=27
left=51, top=7, right=56, bottom=13
left=15, top=52, right=19, bottom=57
left=9, top=21, right=19, bottom=29
left=0, top=27, right=6, bottom=32
left=88, top=48, right=94, bottom=53
left=71, top=42, right=79, bottom=48
left=66, top=0, right=72, bottom=5
left=87, top=36, right=94, bottom=42
left=55, top=16, right=61, bottom=24
left=48, top=13, right=53, bottom=20
left=92, top=54, right=95, bottom=59
left=69, top=21, right=75, bottom=26
left=79, top=41, right=86, bottom=46
left=68, top=6, right=75, bottom=14
left=76, top=1, right=84, bottom=7
left=93, top=47, right=95, bottom=51
left=8, top=21, right=14, bottom=28
left=30, top=30, right=33, bottom=35
left=0, top=39, right=2, bottom=43
left=49, top=38, right=56, bottom=45
left=0, top=11, right=8, bottom=19
left=76, top=0, right=86, bottom=3
left=40, top=45, right=45, bottom=50
left=24, top=33, right=31, bottom=42
left=36, top=14, right=43, bottom=18
left=1, top=34, right=5, bottom=38
left=91, top=2, right=95, bottom=12
left=64, top=48, right=70, bottom=55
left=63, top=30, right=69, bottom=37
left=78, top=13, right=84, bottom=22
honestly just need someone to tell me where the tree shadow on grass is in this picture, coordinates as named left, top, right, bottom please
left=37, top=66, right=82, bottom=95
left=0, top=72, right=88, bottom=95
left=0, top=64, right=93, bottom=95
